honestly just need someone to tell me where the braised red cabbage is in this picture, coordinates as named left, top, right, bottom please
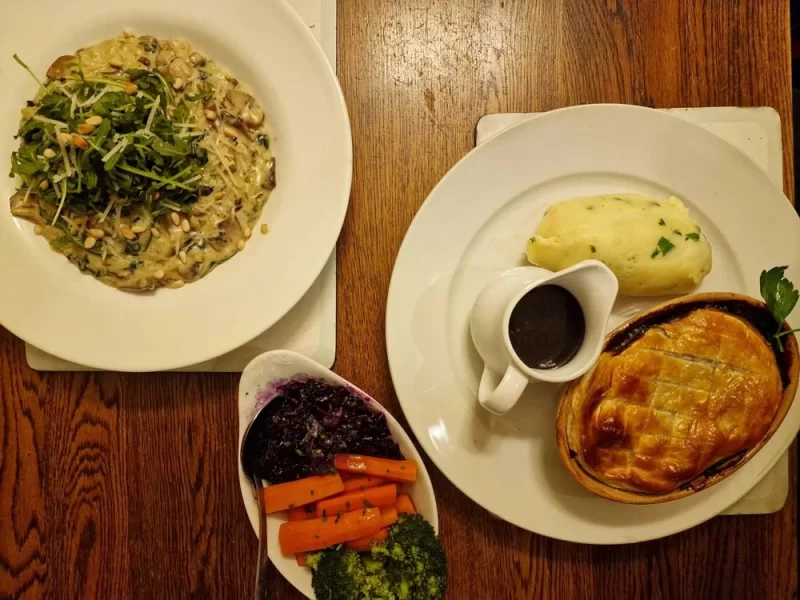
left=243, top=378, right=403, bottom=484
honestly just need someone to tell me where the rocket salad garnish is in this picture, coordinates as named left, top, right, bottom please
left=10, top=55, right=209, bottom=226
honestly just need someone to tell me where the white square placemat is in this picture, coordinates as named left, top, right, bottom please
left=476, top=107, right=789, bottom=515
left=25, top=0, right=339, bottom=372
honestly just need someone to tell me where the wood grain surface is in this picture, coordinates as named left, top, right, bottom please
left=1, top=1, right=796, bottom=599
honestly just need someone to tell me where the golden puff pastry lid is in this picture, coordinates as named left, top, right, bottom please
left=556, top=293, right=799, bottom=504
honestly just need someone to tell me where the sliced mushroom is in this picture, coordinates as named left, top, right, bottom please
left=139, top=35, right=160, bottom=54
left=155, top=49, right=175, bottom=75
left=207, top=221, right=237, bottom=251
left=10, top=190, right=42, bottom=219
left=46, top=55, right=76, bottom=80
left=220, top=111, right=245, bottom=129
left=168, top=57, right=193, bottom=81
left=224, top=90, right=253, bottom=116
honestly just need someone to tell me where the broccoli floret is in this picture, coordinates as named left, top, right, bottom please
left=309, top=548, right=367, bottom=600
left=362, top=557, right=396, bottom=598
left=371, top=514, right=448, bottom=599
left=307, top=515, right=448, bottom=600
left=305, top=551, right=323, bottom=570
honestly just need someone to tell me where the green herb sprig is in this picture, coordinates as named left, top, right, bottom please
left=760, top=266, right=800, bottom=351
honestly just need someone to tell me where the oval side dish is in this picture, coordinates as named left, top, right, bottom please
left=237, top=350, right=441, bottom=599
left=556, top=292, right=800, bottom=504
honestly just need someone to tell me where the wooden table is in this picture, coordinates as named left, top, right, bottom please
left=1, top=1, right=796, bottom=598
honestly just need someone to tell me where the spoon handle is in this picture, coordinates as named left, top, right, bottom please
left=255, top=484, right=271, bottom=600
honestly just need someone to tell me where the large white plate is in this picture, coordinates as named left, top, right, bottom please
left=237, top=350, right=439, bottom=599
left=385, top=104, right=800, bottom=544
left=0, top=0, right=351, bottom=371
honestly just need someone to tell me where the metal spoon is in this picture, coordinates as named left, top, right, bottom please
left=240, top=401, right=274, bottom=600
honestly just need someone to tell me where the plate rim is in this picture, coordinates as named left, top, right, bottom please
left=385, top=102, right=800, bottom=544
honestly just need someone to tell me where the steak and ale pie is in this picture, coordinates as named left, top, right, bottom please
left=556, top=293, right=799, bottom=503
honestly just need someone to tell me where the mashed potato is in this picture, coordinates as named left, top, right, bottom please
left=526, top=194, right=712, bottom=296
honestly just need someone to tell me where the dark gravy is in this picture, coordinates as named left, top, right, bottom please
left=508, top=285, right=585, bottom=369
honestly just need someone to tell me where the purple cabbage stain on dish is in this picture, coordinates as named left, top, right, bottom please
left=243, top=376, right=402, bottom=485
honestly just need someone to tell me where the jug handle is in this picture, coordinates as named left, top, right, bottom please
left=478, top=364, right=528, bottom=415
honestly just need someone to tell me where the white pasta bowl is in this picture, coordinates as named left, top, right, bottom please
left=0, top=0, right=351, bottom=371
left=237, top=350, right=439, bottom=599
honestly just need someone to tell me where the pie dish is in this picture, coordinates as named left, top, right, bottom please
left=556, top=292, right=800, bottom=504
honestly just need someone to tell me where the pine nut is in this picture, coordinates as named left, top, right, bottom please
left=84, top=236, right=97, bottom=249
left=260, top=224, right=269, bottom=235
left=178, top=250, right=188, bottom=263
left=77, top=123, right=96, bottom=135
left=71, top=135, right=88, bottom=150
left=180, top=218, right=191, bottom=233
left=33, top=224, right=43, bottom=235
left=243, top=226, right=252, bottom=239
left=222, top=125, right=238, bottom=139
left=170, top=212, right=181, bottom=226
left=89, top=228, right=105, bottom=238
left=131, top=223, right=148, bottom=233
left=43, top=148, right=56, bottom=159
left=121, top=226, right=136, bottom=240
left=205, top=110, right=217, bottom=121
left=237, top=239, right=245, bottom=251
left=154, top=270, right=165, bottom=280
left=170, top=279, right=185, bottom=289
left=86, top=115, right=103, bottom=126
left=150, top=227, right=161, bottom=238
left=109, top=58, right=125, bottom=68
left=214, top=192, right=225, bottom=200
left=39, top=180, right=49, bottom=190
left=243, top=105, right=264, bottom=127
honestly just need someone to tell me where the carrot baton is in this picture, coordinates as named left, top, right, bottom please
left=396, top=494, right=416, bottom=515
left=316, top=484, right=397, bottom=519
left=344, top=507, right=398, bottom=552
left=287, top=506, right=311, bottom=566
left=278, top=508, right=382, bottom=555
left=263, top=473, right=344, bottom=514
left=380, top=506, right=398, bottom=528
left=287, top=506, right=312, bottom=521
left=333, top=454, right=418, bottom=483
left=342, top=476, right=385, bottom=493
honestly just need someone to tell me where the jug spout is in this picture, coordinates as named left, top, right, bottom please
left=549, top=260, right=619, bottom=317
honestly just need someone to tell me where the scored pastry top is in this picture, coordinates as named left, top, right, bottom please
left=556, top=295, right=798, bottom=504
